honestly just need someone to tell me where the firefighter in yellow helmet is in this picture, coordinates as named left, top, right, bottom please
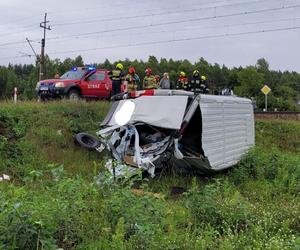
left=109, top=63, right=125, bottom=97
left=200, top=75, right=209, bottom=94
left=176, top=71, right=188, bottom=90
left=143, top=67, right=158, bottom=89
left=190, top=70, right=209, bottom=94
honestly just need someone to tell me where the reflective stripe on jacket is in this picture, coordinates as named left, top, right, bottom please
left=143, top=75, right=158, bottom=89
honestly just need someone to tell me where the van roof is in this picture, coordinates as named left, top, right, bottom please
left=128, top=89, right=251, bottom=104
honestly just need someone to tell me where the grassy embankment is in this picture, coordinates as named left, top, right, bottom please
left=0, top=101, right=299, bottom=249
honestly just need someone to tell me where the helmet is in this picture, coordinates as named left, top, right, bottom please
left=193, top=70, right=200, bottom=76
left=179, top=71, right=186, bottom=77
left=201, top=75, right=206, bottom=81
left=116, top=63, right=123, bottom=70
left=129, top=66, right=135, bottom=74
left=145, top=67, right=152, bottom=76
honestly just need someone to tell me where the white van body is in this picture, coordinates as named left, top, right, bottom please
left=98, top=90, right=255, bottom=176
left=200, top=95, right=255, bottom=171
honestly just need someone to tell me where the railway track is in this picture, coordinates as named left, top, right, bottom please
left=254, top=111, right=300, bottom=121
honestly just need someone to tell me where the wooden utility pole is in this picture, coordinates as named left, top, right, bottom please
left=39, top=13, right=51, bottom=81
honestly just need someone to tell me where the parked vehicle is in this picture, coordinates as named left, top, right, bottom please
left=36, top=66, right=125, bottom=101
left=75, top=89, right=255, bottom=177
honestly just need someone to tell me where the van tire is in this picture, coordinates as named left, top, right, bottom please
left=74, top=132, right=101, bottom=150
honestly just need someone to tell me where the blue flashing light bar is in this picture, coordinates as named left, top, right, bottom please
left=87, top=66, right=96, bottom=71
left=72, top=67, right=78, bottom=71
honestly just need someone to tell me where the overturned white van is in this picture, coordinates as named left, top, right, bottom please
left=76, top=90, right=255, bottom=177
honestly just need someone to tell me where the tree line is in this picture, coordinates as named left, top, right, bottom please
left=0, top=55, right=299, bottom=111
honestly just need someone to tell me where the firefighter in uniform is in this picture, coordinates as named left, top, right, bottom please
left=143, top=67, right=158, bottom=89
left=200, top=75, right=209, bottom=94
left=190, top=70, right=209, bottom=94
left=110, top=63, right=125, bottom=96
left=176, top=71, right=188, bottom=90
left=125, top=66, right=140, bottom=92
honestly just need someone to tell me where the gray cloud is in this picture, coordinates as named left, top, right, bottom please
left=0, top=0, right=300, bottom=71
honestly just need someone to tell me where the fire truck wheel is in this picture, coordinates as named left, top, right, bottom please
left=68, top=89, right=80, bottom=101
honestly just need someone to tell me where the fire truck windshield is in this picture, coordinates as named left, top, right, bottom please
left=60, top=70, right=86, bottom=80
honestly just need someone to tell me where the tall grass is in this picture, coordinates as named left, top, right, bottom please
left=0, top=102, right=299, bottom=249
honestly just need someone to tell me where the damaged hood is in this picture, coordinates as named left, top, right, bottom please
left=102, top=96, right=189, bottom=129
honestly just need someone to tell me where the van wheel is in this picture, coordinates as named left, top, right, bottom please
left=74, top=132, right=101, bottom=150
left=68, top=89, right=80, bottom=101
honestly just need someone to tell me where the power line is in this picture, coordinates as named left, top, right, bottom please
left=0, top=0, right=211, bottom=36
left=46, top=3, right=300, bottom=42
left=45, top=25, right=300, bottom=56
left=0, top=0, right=293, bottom=46
left=0, top=54, right=29, bottom=61
left=47, top=0, right=234, bottom=17
left=0, top=40, right=29, bottom=47
left=0, top=39, right=40, bottom=48
left=0, top=45, right=27, bottom=50
left=0, top=15, right=42, bottom=27
left=18, top=51, right=35, bottom=58
left=0, top=0, right=202, bottom=36
left=51, top=0, right=274, bottom=27
left=0, top=26, right=38, bottom=38
left=45, top=16, right=300, bottom=44
left=1, top=24, right=299, bottom=63
left=47, top=0, right=165, bottom=16
left=0, top=1, right=298, bottom=61
left=1, top=0, right=220, bottom=30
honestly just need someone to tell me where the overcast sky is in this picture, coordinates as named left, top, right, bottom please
left=0, top=0, right=300, bottom=71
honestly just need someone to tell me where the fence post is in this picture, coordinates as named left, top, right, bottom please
left=13, top=87, right=17, bottom=103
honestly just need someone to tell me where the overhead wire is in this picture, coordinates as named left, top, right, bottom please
left=0, top=0, right=283, bottom=41
left=0, top=26, right=40, bottom=38
left=0, top=39, right=39, bottom=47
left=44, top=16, right=300, bottom=44
left=47, top=0, right=238, bottom=17
left=44, top=25, right=300, bottom=56
left=0, top=0, right=300, bottom=47
left=43, top=3, right=300, bottom=42
left=1, top=0, right=299, bottom=62
left=2, top=24, right=299, bottom=63
left=0, top=15, right=43, bottom=27
left=0, top=0, right=256, bottom=40
left=51, top=0, right=275, bottom=27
